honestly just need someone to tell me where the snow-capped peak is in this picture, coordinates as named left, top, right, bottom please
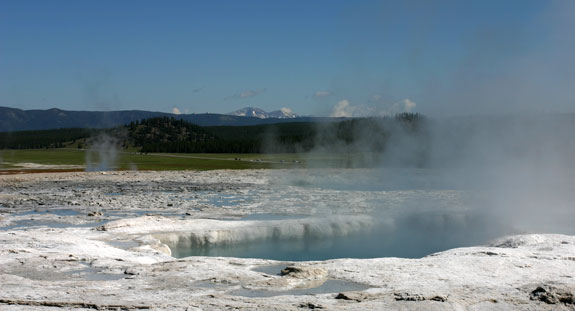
left=228, top=107, right=298, bottom=119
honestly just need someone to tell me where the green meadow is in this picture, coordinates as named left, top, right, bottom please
left=0, top=149, right=269, bottom=171
left=0, top=149, right=367, bottom=171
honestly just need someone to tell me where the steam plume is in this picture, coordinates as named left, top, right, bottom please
left=85, top=134, right=119, bottom=172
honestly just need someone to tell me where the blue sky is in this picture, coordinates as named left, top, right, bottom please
left=1, top=0, right=573, bottom=116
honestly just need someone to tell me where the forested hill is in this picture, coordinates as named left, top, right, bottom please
left=126, top=117, right=225, bottom=153
left=0, top=114, right=426, bottom=156
left=133, top=114, right=424, bottom=154
left=0, top=128, right=100, bottom=150
left=0, top=106, right=330, bottom=131
left=0, top=107, right=169, bottom=131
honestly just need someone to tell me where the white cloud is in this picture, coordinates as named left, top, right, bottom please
left=329, top=98, right=416, bottom=118
left=330, top=99, right=354, bottom=117
left=313, top=90, right=332, bottom=98
left=404, top=99, right=416, bottom=112
left=280, top=107, right=293, bottom=114
left=172, top=107, right=181, bottom=115
left=391, top=99, right=416, bottom=113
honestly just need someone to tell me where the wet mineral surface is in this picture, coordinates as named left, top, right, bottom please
left=1, top=170, right=574, bottom=310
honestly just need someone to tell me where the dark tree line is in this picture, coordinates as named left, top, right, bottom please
left=128, top=117, right=263, bottom=153
left=0, top=128, right=97, bottom=149
left=1, top=114, right=426, bottom=158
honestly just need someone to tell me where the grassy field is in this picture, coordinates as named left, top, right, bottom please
left=0, top=149, right=369, bottom=172
left=0, top=149, right=87, bottom=170
left=0, top=149, right=380, bottom=172
left=0, top=149, right=269, bottom=171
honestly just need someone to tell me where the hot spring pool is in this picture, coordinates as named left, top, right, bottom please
left=170, top=210, right=512, bottom=260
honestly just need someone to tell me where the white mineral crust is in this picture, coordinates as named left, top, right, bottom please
left=0, top=170, right=573, bottom=310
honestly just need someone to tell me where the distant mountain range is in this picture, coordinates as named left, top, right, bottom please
left=0, top=106, right=328, bottom=132
left=227, top=107, right=298, bottom=119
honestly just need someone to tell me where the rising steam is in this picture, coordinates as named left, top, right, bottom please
left=85, top=134, right=119, bottom=172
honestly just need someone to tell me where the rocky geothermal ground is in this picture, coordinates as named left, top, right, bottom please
left=0, top=169, right=574, bottom=310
